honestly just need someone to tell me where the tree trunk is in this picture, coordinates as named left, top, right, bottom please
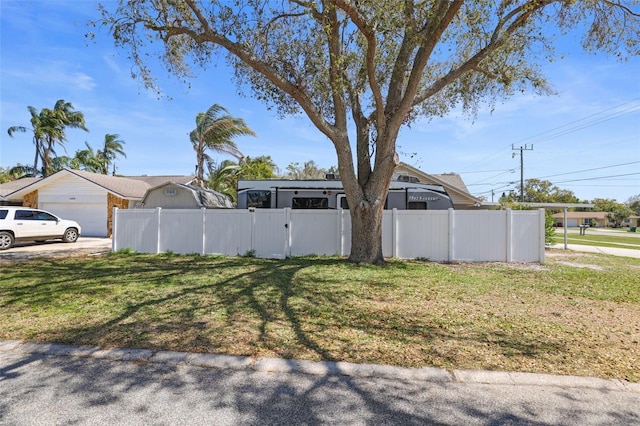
left=348, top=203, right=385, bottom=264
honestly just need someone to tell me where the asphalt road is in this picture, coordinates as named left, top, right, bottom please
left=1, top=342, right=639, bottom=426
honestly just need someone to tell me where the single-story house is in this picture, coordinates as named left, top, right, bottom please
left=551, top=211, right=640, bottom=228
left=3, top=169, right=194, bottom=237
left=395, top=162, right=481, bottom=209
left=141, top=182, right=233, bottom=209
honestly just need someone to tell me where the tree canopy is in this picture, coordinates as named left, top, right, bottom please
left=98, top=0, right=639, bottom=263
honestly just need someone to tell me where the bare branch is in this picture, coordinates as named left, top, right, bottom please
left=602, top=0, right=640, bottom=17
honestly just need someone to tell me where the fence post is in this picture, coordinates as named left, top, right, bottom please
left=250, top=208, right=256, bottom=255
left=201, top=207, right=207, bottom=256
left=506, top=208, right=512, bottom=262
left=392, top=208, right=398, bottom=258
left=112, top=207, right=118, bottom=252
left=156, top=207, right=162, bottom=254
left=448, top=208, right=455, bottom=262
left=539, top=208, right=546, bottom=263
left=285, top=208, right=291, bottom=258
left=339, top=208, right=346, bottom=256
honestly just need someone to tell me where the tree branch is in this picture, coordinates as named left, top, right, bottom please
left=602, top=0, right=640, bottom=17
left=331, top=0, right=385, bottom=131
left=413, top=0, right=554, bottom=105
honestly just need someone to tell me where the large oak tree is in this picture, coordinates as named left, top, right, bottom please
left=97, top=0, right=639, bottom=263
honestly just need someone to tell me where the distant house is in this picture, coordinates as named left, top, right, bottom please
left=551, top=211, right=640, bottom=228
left=3, top=169, right=194, bottom=237
left=394, top=162, right=481, bottom=209
left=141, top=182, right=233, bottom=209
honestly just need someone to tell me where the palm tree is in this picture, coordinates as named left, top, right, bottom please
left=96, top=134, right=126, bottom=174
left=190, top=104, right=255, bottom=187
left=4, top=164, right=39, bottom=180
left=39, top=100, right=88, bottom=176
left=207, top=156, right=278, bottom=202
left=7, top=100, right=88, bottom=177
left=7, top=106, right=45, bottom=175
left=72, top=142, right=103, bottom=173
left=208, top=160, right=241, bottom=201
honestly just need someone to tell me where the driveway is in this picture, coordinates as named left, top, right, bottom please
left=0, top=237, right=112, bottom=263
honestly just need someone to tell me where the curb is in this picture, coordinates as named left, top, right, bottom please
left=1, top=340, right=637, bottom=393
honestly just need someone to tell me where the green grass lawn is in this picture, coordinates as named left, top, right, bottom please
left=553, top=230, right=640, bottom=249
left=1, top=251, right=639, bottom=381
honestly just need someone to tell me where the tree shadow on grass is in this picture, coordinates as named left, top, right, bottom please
left=1, top=254, right=569, bottom=371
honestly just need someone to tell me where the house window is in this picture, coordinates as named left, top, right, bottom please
left=164, top=188, right=177, bottom=196
left=292, top=197, right=328, bottom=209
left=247, top=190, right=271, bottom=208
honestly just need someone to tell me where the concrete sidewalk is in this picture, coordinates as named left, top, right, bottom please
left=550, top=243, right=640, bottom=259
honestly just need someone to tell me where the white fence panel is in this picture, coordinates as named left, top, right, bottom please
left=453, top=210, right=508, bottom=261
left=511, top=210, right=544, bottom=262
left=113, top=209, right=159, bottom=253
left=381, top=211, right=394, bottom=258
left=113, top=208, right=545, bottom=262
left=252, top=210, right=287, bottom=259
left=204, top=210, right=252, bottom=256
left=158, top=209, right=204, bottom=254
left=340, top=210, right=352, bottom=257
left=395, top=210, right=450, bottom=261
left=289, top=210, right=341, bottom=256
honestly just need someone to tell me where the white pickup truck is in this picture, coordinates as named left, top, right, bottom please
left=0, top=206, right=81, bottom=250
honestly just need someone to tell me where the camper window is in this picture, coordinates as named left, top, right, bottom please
left=408, top=201, right=427, bottom=210
left=292, top=197, right=328, bottom=209
left=247, top=190, right=271, bottom=208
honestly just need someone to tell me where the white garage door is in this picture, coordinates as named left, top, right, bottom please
left=39, top=202, right=107, bottom=237
left=567, top=219, right=579, bottom=228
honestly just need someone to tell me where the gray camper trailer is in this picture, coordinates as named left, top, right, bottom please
left=237, top=175, right=454, bottom=210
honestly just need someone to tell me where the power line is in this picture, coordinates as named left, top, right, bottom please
left=552, top=172, right=640, bottom=184
left=458, top=98, right=640, bottom=174
left=534, top=161, right=640, bottom=179
left=458, top=168, right=515, bottom=174
left=508, top=99, right=640, bottom=147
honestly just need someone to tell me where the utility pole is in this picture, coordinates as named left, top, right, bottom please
left=512, top=144, right=533, bottom=202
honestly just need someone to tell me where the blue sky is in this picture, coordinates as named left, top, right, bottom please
left=1, top=0, right=639, bottom=203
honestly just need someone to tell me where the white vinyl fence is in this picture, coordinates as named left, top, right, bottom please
left=112, top=208, right=546, bottom=262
